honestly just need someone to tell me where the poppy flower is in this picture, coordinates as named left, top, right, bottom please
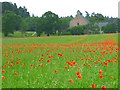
left=88, top=64, right=91, bottom=67
left=58, top=53, right=62, bottom=56
left=83, top=63, right=86, bottom=66
left=38, top=64, right=41, bottom=67
left=30, top=64, right=34, bottom=67
left=78, top=67, right=80, bottom=70
left=22, top=63, right=24, bottom=66
left=10, top=63, right=13, bottom=67
left=2, top=70, right=5, bottom=73
left=68, top=79, right=73, bottom=82
left=41, top=54, right=44, bottom=56
left=47, top=60, right=50, bottom=62
left=16, top=61, right=20, bottom=64
left=99, top=70, right=102, bottom=74
left=99, top=75, right=103, bottom=78
left=54, top=70, right=58, bottom=73
left=75, top=72, right=80, bottom=75
left=2, top=76, right=5, bottom=79
left=14, top=72, right=18, bottom=75
left=64, top=66, right=68, bottom=68
left=102, top=85, right=106, bottom=90
left=40, top=58, right=43, bottom=60
left=91, top=84, right=95, bottom=88
left=78, top=74, right=82, bottom=78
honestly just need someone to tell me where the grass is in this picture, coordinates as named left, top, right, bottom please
left=2, top=33, right=119, bottom=88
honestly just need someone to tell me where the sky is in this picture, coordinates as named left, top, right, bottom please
left=1, top=0, right=120, bottom=18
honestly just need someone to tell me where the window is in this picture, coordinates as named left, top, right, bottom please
left=77, top=23, right=79, bottom=26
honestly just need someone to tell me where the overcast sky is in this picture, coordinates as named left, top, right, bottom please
left=1, top=0, right=119, bottom=18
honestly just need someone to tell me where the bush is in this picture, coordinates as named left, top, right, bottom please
left=69, top=26, right=85, bottom=35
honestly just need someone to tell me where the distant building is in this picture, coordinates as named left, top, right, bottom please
left=69, top=10, right=88, bottom=28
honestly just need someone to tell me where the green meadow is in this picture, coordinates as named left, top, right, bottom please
left=2, top=34, right=119, bottom=88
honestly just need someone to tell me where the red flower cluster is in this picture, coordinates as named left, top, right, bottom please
left=99, top=70, right=103, bottom=78
left=58, top=52, right=62, bottom=56
left=75, top=72, right=82, bottom=78
left=66, top=60, right=76, bottom=66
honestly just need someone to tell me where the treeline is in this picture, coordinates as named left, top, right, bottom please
left=1, top=2, right=119, bottom=37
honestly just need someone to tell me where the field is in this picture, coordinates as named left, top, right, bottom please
left=1, top=34, right=119, bottom=88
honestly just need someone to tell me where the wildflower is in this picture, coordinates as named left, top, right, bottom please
left=78, top=74, right=82, bottom=78
left=68, top=79, right=73, bottom=82
left=16, top=61, right=20, bottom=64
left=2, top=70, right=5, bottom=73
left=54, top=70, right=58, bottom=73
left=91, top=84, right=95, bottom=88
left=99, top=75, right=103, bottom=78
left=14, top=72, right=18, bottom=75
left=47, top=60, right=50, bottom=62
left=10, top=63, right=13, bottom=67
left=2, top=76, right=5, bottom=79
left=99, top=70, right=102, bottom=74
left=64, top=66, right=68, bottom=69
left=102, top=85, right=106, bottom=90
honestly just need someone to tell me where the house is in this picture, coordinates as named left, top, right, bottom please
left=69, top=10, right=88, bottom=28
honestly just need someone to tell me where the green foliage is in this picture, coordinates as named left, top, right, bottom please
left=68, top=26, right=85, bottom=35
left=2, top=2, right=30, bottom=17
left=58, top=16, right=73, bottom=34
left=102, top=23, right=118, bottom=33
left=40, top=11, right=59, bottom=36
left=2, top=11, right=21, bottom=36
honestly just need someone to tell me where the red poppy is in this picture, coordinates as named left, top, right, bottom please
left=64, top=66, right=68, bottom=68
left=41, top=54, right=44, bottom=56
left=2, top=70, right=5, bottom=73
left=102, top=85, right=106, bottom=90
left=2, top=76, right=5, bottom=79
left=6, top=60, right=9, bottom=64
left=75, top=72, right=80, bottom=75
left=38, top=64, right=41, bottom=67
left=88, top=64, right=91, bottom=67
left=68, top=79, right=73, bottom=82
left=48, top=55, right=52, bottom=58
left=10, top=63, right=13, bottom=67
left=99, top=70, right=102, bottom=74
left=30, top=64, right=34, bottom=67
left=99, top=75, right=103, bottom=78
left=58, top=53, right=62, bottom=56
left=40, top=58, right=43, bottom=60
left=83, top=63, right=86, bottom=66
left=110, top=76, right=113, bottom=78
left=78, top=67, right=80, bottom=70
left=91, top=84, right=95, bottom=88
left=22, top=63, right=24, bottom=66
left=78, top=74, right=82, bottom=78
left=47, top=60, right=50, bottom=62
left=16, top=61, right=20, bottom=64
left=14, top=72, right=18, bottom=75
left=54, top=70, right=58, bottom=73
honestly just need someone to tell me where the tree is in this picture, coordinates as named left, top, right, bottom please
left=2, top=2, right=30, bottom=17
left=36, top=17, right=44, bottom=36
left=2, top=11, right=21, bottom=36
left=20, top=18, right=29, bottom=36
left=58, top=16, right=73, bottom=35
left=40, top=11, right=59, bottom=36
left=102, top=22, right=118, bottom=33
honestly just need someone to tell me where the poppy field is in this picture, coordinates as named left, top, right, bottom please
left=1, top=34, right=119, bottom=88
